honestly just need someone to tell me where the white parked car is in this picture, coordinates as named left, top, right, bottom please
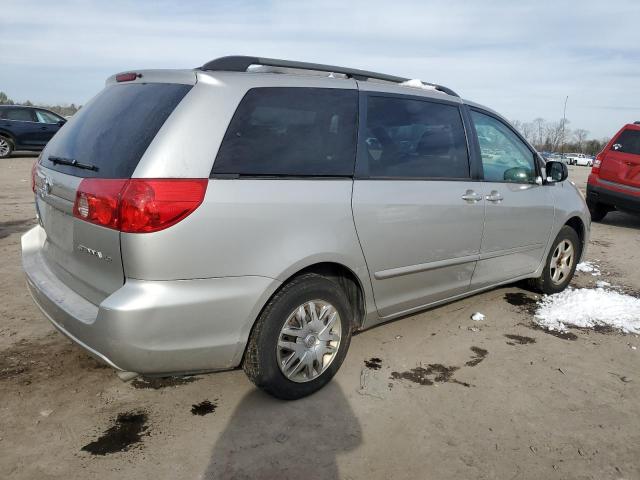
left=566, top=153, right=593, bottom=166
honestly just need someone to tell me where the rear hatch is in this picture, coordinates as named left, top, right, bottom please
left=34, top=79, right=193, bottom=305
left=599, top=127, right=640, bottom=189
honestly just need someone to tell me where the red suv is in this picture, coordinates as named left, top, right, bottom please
left=587, top=122, right=640, bottom=221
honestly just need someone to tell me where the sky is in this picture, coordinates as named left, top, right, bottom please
left=1, top=0, right=638, bottom=139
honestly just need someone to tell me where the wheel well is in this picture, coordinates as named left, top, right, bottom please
left=0, top=131, right=16, bottom=146
left=291, top=262, right=366, bottom=332
left=565, top=216, right=586, bottom=253
left=239, top=262, right=366, bottom=368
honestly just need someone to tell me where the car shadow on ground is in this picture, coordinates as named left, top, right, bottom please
left=8, top=151, right=39, bottom=158
left=204, top=382, right=361, bottom=479
left=597, top=210, right=640, bottom=230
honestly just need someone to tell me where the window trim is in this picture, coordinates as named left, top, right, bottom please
left=468, top=106, right=542, bottom=185
left=210, top=86, right=359, bottom=179
left=354, top=92, right=473, bottom=181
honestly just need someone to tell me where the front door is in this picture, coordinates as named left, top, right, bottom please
left=352, top=93, right=485, bottom=320
left=468, top=109, right=555, bottom=288
left=34, top=109, right=64, bottom=145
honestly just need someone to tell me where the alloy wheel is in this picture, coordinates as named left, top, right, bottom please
left=0, top=138, right=10, bottom=157
left=550, top=239, right=575, bottom=285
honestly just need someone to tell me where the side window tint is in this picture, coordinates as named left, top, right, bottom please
left=471, top=110, right=535, bottom=183
left=213, top=88, right=357, bottom=176
left=5, top=108, right=35, bottom=122
left=363, top=96, right=469, bottom=178
left=613, top=129, right=640, bottom=155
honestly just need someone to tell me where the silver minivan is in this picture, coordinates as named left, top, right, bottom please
left=22, top=56, right=590, bottom=399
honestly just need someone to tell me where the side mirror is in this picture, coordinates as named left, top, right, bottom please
left=544, top=160, right=568, bottom=183
left=57, top=120, right=66, bottom=127
left=503, top=167, right=533, bottom=183
left=613, top=143, right=622, bottom=151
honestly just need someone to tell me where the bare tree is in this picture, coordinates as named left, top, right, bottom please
left=0, top=91, right=14, bottom=105
left=533, top=118, right=545, bottom=147
left=573, top=129, right=589, bottom=152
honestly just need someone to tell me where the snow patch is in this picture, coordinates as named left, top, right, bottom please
left=535, top=287, right=640, bottom=334
left=576, top=261, right=601, bottom=276
left=471, top=312, right=485, bottom=322
left=400, top=79, right=439, bottom=91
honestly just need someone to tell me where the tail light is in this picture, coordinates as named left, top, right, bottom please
left=591, top=151, right=604, bottom=175
left=73, top=179, right=207, bottom=233
left=116, top=72, right=142, bottom=82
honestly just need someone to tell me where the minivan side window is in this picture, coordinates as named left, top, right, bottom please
left=213, top=88, right=358, bottom=177
left=362, top=96, right=470, bottom=178
left=613, top=129, right=640, bottom=155
left=471, top=110, right=536, bottom=184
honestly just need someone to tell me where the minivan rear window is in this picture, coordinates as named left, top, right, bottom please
left=213, top=87, right=358, bottom=177
left=614, top=129, right=640, bottom=155
left=42, top=83, right=191, bottom=178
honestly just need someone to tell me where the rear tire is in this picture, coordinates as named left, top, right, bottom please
left=243, top=273, right=353, bottom=400
left=588, top=201, right=609, bottom=222
left=529, top=226, right=580, bottom=295
left=0, top=136, right=13, bottom=158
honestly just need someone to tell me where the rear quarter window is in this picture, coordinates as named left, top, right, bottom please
left=42, top=83, right=192, bottom=178
left=212, top=87, right=358, bottom=177
left=614, top=129, right=640, bottom=155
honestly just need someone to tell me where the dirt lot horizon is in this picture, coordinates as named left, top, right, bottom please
left=2, top=154, right=640, bottom=480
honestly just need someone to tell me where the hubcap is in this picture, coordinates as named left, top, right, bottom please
left=550, top=239, right=575, bottom=285
left=276, top=300, right=342, bottom=383
left=0, top=138, right=9, bottom=157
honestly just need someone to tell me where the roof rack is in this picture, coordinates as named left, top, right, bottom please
left=199, top=56, right=459, bottom=97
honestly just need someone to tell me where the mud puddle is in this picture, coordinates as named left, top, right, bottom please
left=390, top=364, right=470, bottom=387
left=504, top=292, right=539, bottom=315
left=81, top=411, right=149, bottom=456
left=465, top=347, right=488, bottom=367
left=364, top=358, right=382, bottom=370
left=131, top=376, right=199, bottom=390
left=191, top=400, right=217, bottom=416
left=505, top=334, right=536, bottom=345
left=525, top=323, right=578, bottom=341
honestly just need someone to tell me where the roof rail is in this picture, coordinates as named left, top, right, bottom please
left=199, top=56, right=459, bottom=97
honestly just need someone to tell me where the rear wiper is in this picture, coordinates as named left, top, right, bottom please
left=49, top=155, right=99, bottom=172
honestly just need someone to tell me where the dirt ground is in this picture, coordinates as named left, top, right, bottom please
left=1, top=155, right=639, bottom=480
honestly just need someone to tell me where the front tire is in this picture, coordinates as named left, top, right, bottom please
left=243, top=273, right=353, bottom=400
left=529, top=226, right=580, bottom=294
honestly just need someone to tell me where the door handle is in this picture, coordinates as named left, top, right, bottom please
left=486, top=191, right=503, bottom=203
left=40, top=126, right=48, bottom=130
left=461, top=190, right=483, bottom=203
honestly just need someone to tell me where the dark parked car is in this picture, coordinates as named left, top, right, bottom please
left=0, top=106, right=66, bottom=158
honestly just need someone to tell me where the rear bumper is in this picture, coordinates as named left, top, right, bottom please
left=587, top=177, right=640, bottom=213
left=21, top=226, right=280, bottom=375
